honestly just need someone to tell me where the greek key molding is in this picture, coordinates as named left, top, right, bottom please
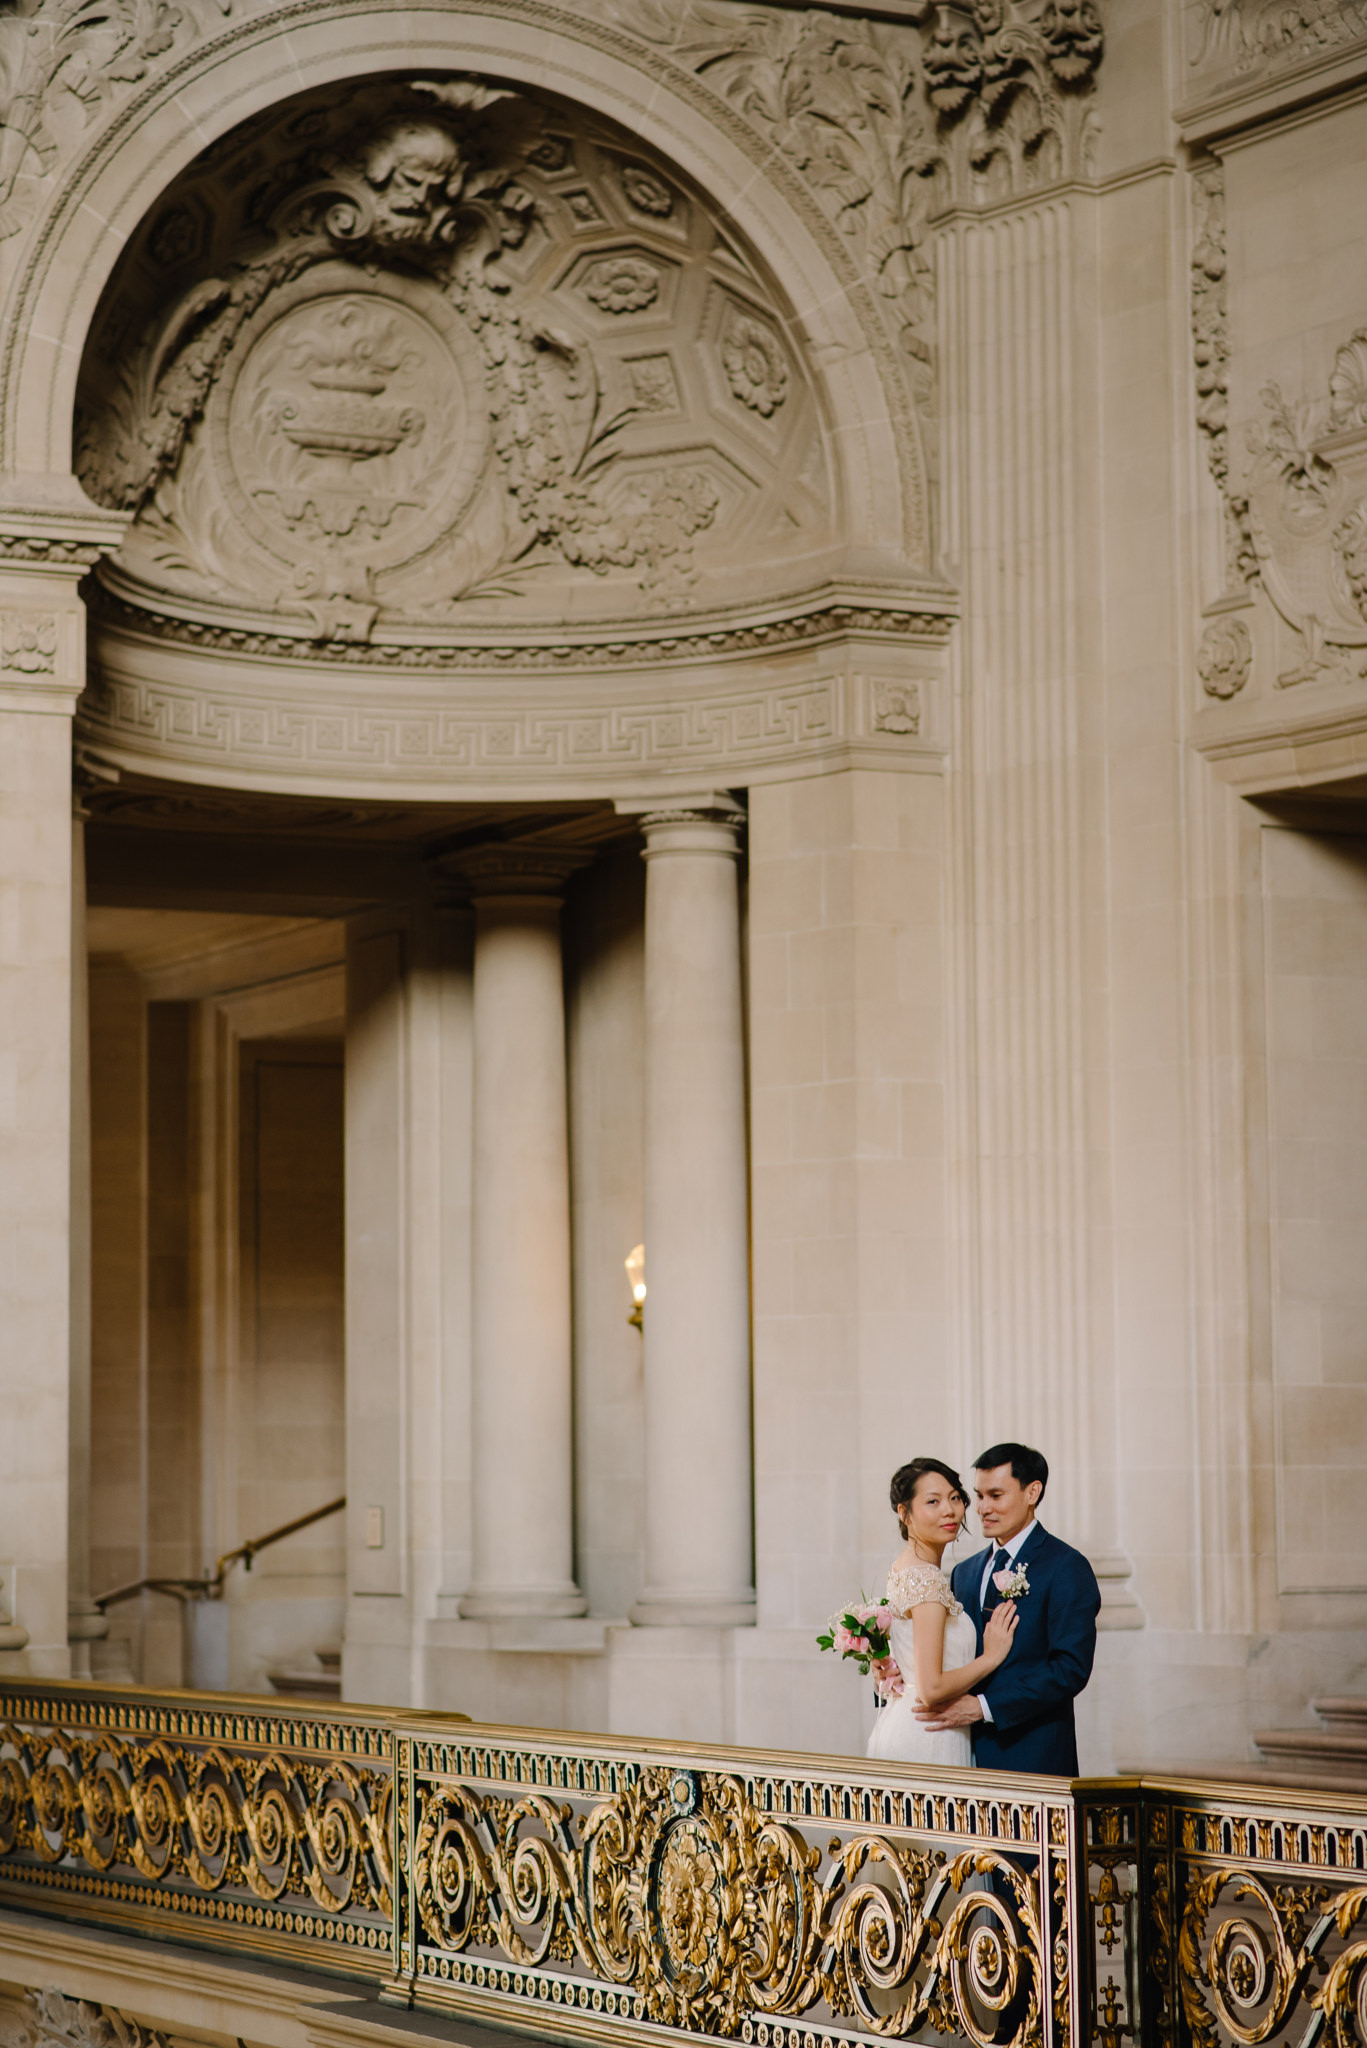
left=80, top=660, right=942, bottom=789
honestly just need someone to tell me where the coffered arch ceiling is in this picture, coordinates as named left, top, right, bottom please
left=76, top=76, right=840, bottom=643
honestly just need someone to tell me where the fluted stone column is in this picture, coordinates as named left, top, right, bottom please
left=630, top=804, right=754, bottom=1627
left=458, top=850, right=587, bottom=1620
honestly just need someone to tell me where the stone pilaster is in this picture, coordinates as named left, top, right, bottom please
left=0, top=491, right=122, bottom=1674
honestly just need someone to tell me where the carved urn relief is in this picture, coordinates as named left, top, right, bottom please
left=75, top=78, right=833, bottom=650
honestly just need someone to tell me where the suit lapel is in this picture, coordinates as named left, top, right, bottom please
left=960, top=1546, right=991, bottom=1627
left=1015, top=1521, right=1049, bottom=1572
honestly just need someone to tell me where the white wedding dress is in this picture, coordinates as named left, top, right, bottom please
left=865, top=1561, right=976, bottom=1768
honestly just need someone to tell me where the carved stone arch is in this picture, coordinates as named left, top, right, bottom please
left=2, top=0, right=920, bottom=569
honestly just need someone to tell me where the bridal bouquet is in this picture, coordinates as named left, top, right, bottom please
left=817, top=1599, right=903, bottom=1700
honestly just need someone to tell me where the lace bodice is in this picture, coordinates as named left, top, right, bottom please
left=885, top=1562, right=963, bottom=1619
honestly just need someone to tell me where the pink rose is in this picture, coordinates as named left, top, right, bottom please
left=876, top=1606, right=894, bottom=1631
left=992, top=1570, right=1013, bottom=1595
left=833, top=1625, right=857, bottom=1653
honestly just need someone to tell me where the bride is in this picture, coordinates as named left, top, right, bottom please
left=867, top=1456, right=1018, bottom=1767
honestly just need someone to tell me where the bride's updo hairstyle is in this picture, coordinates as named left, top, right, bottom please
left=890, top=1458, right=969, bottom=1535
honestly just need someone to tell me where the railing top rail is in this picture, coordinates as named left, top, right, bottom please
left=1076, top=1769, right=1367, bottom=1816
left=0, top=1675, right=405, bottom=1734
left=398, top=1706, right=1078, bottom=1798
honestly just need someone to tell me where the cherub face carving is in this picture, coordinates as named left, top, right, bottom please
left=356, top=120, right=465, bottom=242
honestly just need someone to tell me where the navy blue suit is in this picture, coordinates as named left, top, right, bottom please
left=949, top=1523, right=1100, bottom=1777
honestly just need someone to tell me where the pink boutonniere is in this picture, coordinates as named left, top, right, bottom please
left=993, top=1564, right=1030, bottom=1601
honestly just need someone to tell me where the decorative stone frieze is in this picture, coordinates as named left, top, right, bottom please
left=1184, top=0, right=1367, bottom=86
left=79, top=640, right=945, bottom=795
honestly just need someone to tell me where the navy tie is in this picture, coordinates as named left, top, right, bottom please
left=982, top=1546, right=1013, bottom=1615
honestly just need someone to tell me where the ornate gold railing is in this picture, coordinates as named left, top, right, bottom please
left=0, top=1680, right=395, bottom=1977
left=0, top=1680, right=1080, bottom=2047
left=1076, top=1775, right=1367, bottom=2048
left=3, top=1681, right=1367, bottom=2048
left=388, top=1721, right=1078, bottom=2047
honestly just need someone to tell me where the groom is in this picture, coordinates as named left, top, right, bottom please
left=915, top=1442, right=1100, bottom=1775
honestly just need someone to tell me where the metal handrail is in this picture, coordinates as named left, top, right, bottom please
left=92, top=1494, right=346, bottom=1610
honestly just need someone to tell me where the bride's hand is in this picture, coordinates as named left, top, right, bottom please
left=983, top=1600, right=1019, bottom=1666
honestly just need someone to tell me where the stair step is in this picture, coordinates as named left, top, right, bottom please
left=266, top=1665, right=342, bottom=1701
left=1135, top=1759, right=1367, bottom=1795
left=1253, top=1729, right=1367, bottom=1789
left=1313, top=1698, right=1367, bottom=1735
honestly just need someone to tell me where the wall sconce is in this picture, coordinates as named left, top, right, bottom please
left=625, top=1243, right=646, bottom=1330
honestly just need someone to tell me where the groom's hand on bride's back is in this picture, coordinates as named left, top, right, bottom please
left=913, top=1695, right=984, bottom=1730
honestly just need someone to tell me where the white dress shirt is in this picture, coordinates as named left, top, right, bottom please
left=977, top=1520, right=1038, bottom=1723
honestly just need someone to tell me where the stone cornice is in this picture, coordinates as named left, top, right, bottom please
left=1177, top=33, right=1367, bottom=148
left=93, top=588, right=956, bottom=671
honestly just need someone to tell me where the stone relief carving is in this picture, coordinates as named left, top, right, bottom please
left=721, top=312, right=787, bottom=417
left=0, top=0, right=223, bottom=242
left=77, top=79, right=832, bottom=643
left=608, top=0, right=1104, bottom=388
left=1190, top=165, right=1256, bottom=589
left=1196, top=614, right=1251, bottom=697
left=1, top=1991, right=170, bottom=2048
left=0, top=609, right=58, bottom=672
left=1188, top=0, right=1367, bottom=83
left=581, top=254, right=662, bottom=312
left=619, top=162, right=673, bottom=216
left=872, top=679, right=922, bottom=732
left=1239, top=324, right=1367, bottom=687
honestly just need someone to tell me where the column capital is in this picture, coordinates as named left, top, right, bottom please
left=637, top=811, right=745, bottom=860
left=432, top=843, right=592, bottom=904
left=615, top=790, right=745, bottom=826
left=0, top=473, right=127, bottom=560
left=0, top=486, right=123, bottom=716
